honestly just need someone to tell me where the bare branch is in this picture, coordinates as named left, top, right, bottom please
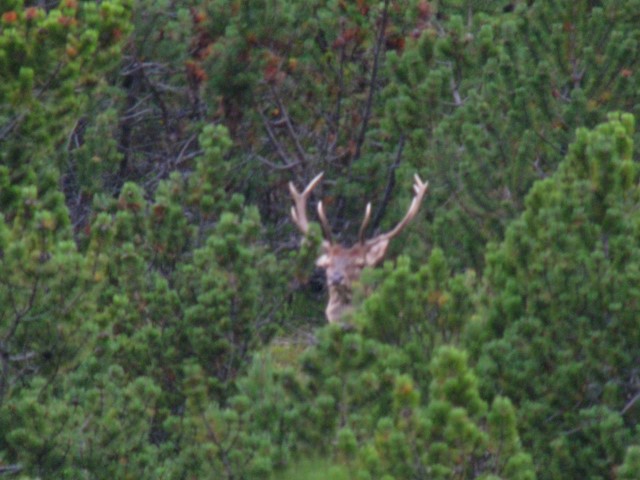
left=260, top=109, right=295, bottom=168
left=254, top=154, right=301, bottom=171
left=370, top=135, right=405, bottom=233
left=450, top=76, right=463, bottom=106
left=269, top=85, right=307, bottom=167
left=352, top=0, right=390, bottom=164
left=173, top=133, right=199, bottom=168
left=326, top=33, right=347, bottom=160
left=622, top=390, right=640, bottom=415
left=0, top=464, right=23, bottom=475
left=0, top=113, right=26, bottom=142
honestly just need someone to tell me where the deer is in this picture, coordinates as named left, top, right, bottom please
left=289, top=172, right=429, bottom=323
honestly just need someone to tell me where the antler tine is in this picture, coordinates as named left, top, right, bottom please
left=288, top=172, right=324, bottom=235
left=316, top=201, right=334, bottom=244
left=370, top=174, right=429, bottom=243
left=358, top=202, right=372, bottom=244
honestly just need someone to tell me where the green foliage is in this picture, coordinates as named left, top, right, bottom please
left=1, top=0, right=639, bottom=478
left=382, top=0, right=640, bottom=269
left=618, top=445, right=640, bottom=480
left=256, top=324, right=535, bottom=479
left=0, top=0, right=131, bottom=206
left=3, top=366, right=161, bottom=478
left=0, top=181, right=101, bottom=402
left=358, top=248, right=477, bottom=385
left=154, top=363, right=274, bottom=479
left=194, top=0, right=438, bottom=253
left=1, top=108, right=287, bottom=476
left=272, top=457, right=350, bottom=480
left=298, top=325, right=408, bottom=447
left=174, top=203, right=283, bottom=394
left=472, top=113, right=640, bottom=478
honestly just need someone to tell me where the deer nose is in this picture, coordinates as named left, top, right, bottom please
left=328, top=271, right=344, bottom=286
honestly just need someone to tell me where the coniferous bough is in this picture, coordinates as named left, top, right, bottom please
left=1, top=1, right=639, bottom=478
left=471, top=113, right=640, bottom=479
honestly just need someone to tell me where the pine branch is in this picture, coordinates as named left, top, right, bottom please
left=352, top=0, right=390, bottom=166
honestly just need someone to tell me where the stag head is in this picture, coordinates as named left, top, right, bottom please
left=289, top=172, right=429, bottom=323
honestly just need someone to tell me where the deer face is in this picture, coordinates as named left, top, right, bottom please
left=289, top=172, right=428, bottom=323
left=316, top=240, right=389, bottom=290
left=315, top=240, right=390, bottom=322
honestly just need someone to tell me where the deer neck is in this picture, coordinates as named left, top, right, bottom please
left=325, top=284, right=354, bottom=323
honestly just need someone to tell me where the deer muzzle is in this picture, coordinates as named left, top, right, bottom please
left=328, top=270, right=346, bottom=287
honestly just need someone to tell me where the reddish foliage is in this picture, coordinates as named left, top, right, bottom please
left=112, top=28, right=123, bottom=41
left=191, top=32, right=213, bottom=60
left=186, top=60, right=207, bottom=85
left=190, top=8, right=206, bottom=25
left=263, top=64, right=283, bottom=84
left=332, top=27, right=362, bottom=49
left=117, top=197, right=142, bottom=212
left=57, top=15, right=77, bottom=27
left=246, top=32, right=258, bottom=46
left=25, top=7, right=40, bottom=21
left=263, top=54, right=285, bottom=84
left=2, top=11, right=18, bottom=23
left=385, top=31, right=405, bottom=52
left=356, top=0, right=369, bottom=15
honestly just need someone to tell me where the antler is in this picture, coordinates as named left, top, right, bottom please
left=316, top=201, right=334, bottom=244
left=368, top=174, right=429, bottom=244
left=289, top=172, right=335, bottom=243
left=289, top=172, right=324, bottom=235
left=358, top=202, right=372, bottom=244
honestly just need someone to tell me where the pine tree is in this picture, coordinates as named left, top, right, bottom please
left=381, top=0, right=640, bottom=269
left=1, top=116, right=287, bottom=475
left=0, top=3, right=131, bottom=475
left=471, top=113, right=640, bottom=478
left=618, top=445, right=640, bottom=480
left=267, top=333, right=536, bottom=479
left=357, top=248, right=477, bottom=386
left=78, top=125, right=287, bottom=475
left=241, top=283, right=538, bottom=479
left=0, top=1, right=131, bottom=212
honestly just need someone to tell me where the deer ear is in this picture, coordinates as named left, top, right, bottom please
left=316, top=254, right=330, bottom=268
left=316, top=240, right=332, bottom=268
left=365, top=239, right=389, bottom=266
